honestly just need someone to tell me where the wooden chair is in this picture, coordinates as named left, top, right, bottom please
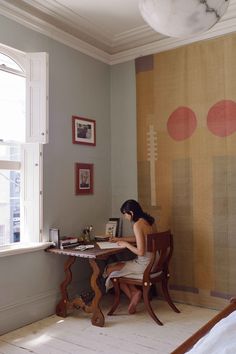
left=107, top=230, right=180, bottom=325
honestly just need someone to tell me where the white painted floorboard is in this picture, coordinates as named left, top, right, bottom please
left=0, top=294, right=218, bottom=354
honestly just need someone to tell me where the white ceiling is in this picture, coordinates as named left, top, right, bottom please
left=0, top=0, right=236, bottom=64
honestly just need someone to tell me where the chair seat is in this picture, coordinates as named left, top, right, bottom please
left=117, top=270, right=163, bottom=282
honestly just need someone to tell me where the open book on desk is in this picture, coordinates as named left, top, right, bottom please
left=96, top=242, right=125, bottom=250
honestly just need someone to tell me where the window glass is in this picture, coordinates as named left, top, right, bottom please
left=0, top=170, right=20, bottom=245
left=0, top=52, right=23, bottom=72
left=0, top=70, right=25, bottom=142
left=0, top=52, right=24, bottom=245
left=0, top=49, right=46, bottom=247
left=0, top=144, right=21, bottom=161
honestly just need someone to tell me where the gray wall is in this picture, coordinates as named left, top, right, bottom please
left=110, top=62, right=138, bottom=235
left=0, top=14, right=137, bottom=334
left=43, top=39, right=111, bottom=237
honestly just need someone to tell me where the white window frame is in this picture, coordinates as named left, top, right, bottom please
left=0, top=43, right=49, bottom=255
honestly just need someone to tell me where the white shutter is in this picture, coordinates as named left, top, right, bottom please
left=26, top=52, right=49, bottom=144
left=21, top=143, right=42, bottom=243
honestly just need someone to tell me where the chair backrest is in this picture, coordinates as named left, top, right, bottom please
left=146, top=230, right=173, bottom=275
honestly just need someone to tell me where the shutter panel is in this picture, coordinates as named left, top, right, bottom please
left=26, top=52, right=49, bottom=144
left=21, top=143, right=42, bottom=242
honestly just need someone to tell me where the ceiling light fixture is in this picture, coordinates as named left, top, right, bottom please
left=139, top=0, right=230, bottom=38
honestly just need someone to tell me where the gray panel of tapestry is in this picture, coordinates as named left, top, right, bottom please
left=138, top=161, right=152, bottom=208
left=171, top=158, right=194, bottom=287
left=213, top=156, right=236, bottom=295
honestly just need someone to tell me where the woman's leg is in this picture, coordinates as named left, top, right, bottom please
left=128, top=285, right=142, bottom=314
left=106, top=262, right=125, bottom=276
left=106, top=262, right=142, bottom=304
left=106, top=263, right=133, bottom=300
left=120, top=283, right=132, bottom=299
left=105, top=262, right=125, bottom=292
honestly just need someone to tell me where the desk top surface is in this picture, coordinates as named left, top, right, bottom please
left=46, top=243, right=125, bottom=259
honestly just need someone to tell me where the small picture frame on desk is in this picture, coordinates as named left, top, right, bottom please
left=105, top=222, right=117, bottom=237
left=109, top=218, right=121, bottom=237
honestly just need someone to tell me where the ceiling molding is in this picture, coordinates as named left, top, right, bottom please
left=111, top=25, right=164, bottom=53
left=21, top=0, right=113, bottom=47
left=0, top=0, right=236, bottom=65
left=0, top=0, right=110, bottom=63
left=111, top=12, right=236, bottom=65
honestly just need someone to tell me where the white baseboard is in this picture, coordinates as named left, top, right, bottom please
left=0, top=289, right=60, bottom=335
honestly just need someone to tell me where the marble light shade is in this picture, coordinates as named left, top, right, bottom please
left=139, top=0, right=230, bottom=38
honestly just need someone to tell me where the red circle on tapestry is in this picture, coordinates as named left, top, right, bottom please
left=207, top=100, right=236, bottom=137
left=167, top=106, right=197, bottom=141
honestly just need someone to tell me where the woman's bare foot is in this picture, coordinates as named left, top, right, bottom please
left=128, top=290, right=142, bottom=314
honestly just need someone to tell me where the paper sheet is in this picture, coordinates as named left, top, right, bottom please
left=96, top=242, right=124, bottom=249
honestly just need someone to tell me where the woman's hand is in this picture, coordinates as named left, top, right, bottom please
left=116, top=240, right=129, bottom=248
left=109, top=236, right=136, bottom=243
left=109, top=236, right=120, bottom=242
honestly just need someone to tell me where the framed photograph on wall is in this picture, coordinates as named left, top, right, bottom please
left=72, top=116, right=96, bottom=146
left=75, top=163, right=94, bottom=195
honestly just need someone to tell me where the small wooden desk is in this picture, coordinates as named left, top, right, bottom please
left=46, top=244, right=125, bottom=327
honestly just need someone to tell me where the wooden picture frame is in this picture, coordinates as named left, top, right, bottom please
left=109, top=218, right=121, bottom=236
left=72, top=116, right=96, bottom=146
left=75, top=163, right=94, bottom=195
left=105, top=221, right=117, bottom=237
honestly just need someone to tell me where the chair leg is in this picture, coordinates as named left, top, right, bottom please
left=107, top=279, right=121, bottom=315
left=162, top=278, right=180, bottom=313
left=143, top=286, right=163, bottom=325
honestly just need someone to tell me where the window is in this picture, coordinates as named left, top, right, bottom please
left=0, top=44, right=48, bottom=247
left=0, top=144, right=21, bottom=245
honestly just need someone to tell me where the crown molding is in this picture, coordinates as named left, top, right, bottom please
left=112, top=25, right=162, bottom=46
left=0, top=0, right=236, bottom=66
left=110, top=4, right=236, bottom=65
left=21, top=0, right=113, bottom=47
left=0, top=0, right=110, bottom=64
left=111, top=26, right=236, bottom=65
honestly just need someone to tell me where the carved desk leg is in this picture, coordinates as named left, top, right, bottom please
left=56, top=256, right=76, bottom=317
left=89, top=259, right=105, bottom=327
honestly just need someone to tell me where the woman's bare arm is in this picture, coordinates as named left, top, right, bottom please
left=116, top=223, right=145, bottom=256
left=109, top=236, right=136, bottom=243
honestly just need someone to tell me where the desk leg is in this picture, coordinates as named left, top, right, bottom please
left=89, top=259, right=105, bottom=327
left=56, top=256, right=76, bottom=317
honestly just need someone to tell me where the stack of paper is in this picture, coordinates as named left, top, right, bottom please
left=94, top=235, right=109, bottom=241
left=97, top=242, right=125, bottom=249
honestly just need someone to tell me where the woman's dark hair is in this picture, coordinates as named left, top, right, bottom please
left=120, top=199, right=155, bottom=225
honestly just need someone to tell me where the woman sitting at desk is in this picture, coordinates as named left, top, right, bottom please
left=105, top=199, right=157, bottom=314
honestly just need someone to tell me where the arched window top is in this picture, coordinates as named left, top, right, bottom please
left=0, top=52, right=24, bottom=74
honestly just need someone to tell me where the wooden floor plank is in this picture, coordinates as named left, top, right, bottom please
left=0, top=296, right=218, bottom=354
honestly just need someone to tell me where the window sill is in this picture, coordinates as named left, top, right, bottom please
left=0, top=242, right=53, bottom=258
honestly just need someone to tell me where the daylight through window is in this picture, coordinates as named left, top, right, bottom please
left=0, top=55, right=25, bottom=246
